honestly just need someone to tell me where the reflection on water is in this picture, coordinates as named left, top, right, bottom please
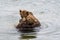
left=18, top=27, right=40, bottom=33
left=18, top=27, right=38, bottom=40
left=20, top=32, right=36, bottom=40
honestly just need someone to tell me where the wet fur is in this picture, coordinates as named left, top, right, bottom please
left=16, top=10, right=41, bottom=30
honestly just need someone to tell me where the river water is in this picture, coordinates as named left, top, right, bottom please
left=0, top=0, right=60, bottom=40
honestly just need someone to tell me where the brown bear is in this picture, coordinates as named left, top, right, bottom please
left=19, top=10, right=33, bottom=18
left=16, top=10, right=41, bottom=31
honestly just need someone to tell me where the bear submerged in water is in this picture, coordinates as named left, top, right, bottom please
left=16, top=10, right=41, bottom=31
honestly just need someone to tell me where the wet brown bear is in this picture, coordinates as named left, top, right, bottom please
left=16, top=10, right=41, bottom=29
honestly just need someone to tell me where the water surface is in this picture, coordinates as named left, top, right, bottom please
left=0, top=0, right=60, bottom=40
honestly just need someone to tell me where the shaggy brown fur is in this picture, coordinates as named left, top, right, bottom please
left=16, top=10, right=41, bottom=30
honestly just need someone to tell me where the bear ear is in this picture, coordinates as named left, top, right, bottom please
left=20, top=10, right=22, bottom=12
left=26, top=12, right=29, bottom=15
left=26, top=12, right=28, bottom=14
left=29, top=12, right=33, bottom=15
